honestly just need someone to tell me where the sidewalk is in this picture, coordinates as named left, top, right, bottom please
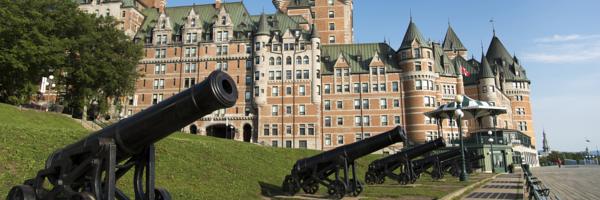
left=462, top=171, right=523, bottom=200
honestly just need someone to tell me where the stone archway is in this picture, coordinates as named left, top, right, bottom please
left=190, top=124, right=198, bottom=134
left=243, top=124, right=252, bottom=142
left=206, top=124, right=236, bottom=139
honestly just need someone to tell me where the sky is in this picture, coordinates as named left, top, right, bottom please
left=168, top=0, right=600, bottom=152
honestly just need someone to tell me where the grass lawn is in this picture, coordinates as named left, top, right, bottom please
left=0, top=103, right=485, bottom=199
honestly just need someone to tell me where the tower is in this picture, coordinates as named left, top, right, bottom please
left=442, top=24, right=468, bottom=59
left=397, top=19, right=437, bottom=144
left=477, top=53, right=497, bottom=128
left=542, top=130, right=550, bottom=153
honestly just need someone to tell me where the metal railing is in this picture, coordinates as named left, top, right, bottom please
left=522, top=164, right=561, bottom=200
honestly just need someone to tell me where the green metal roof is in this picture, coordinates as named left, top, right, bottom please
left=321, top=43, right=399, bottom=74
left=249, top=12, right=302, bottom=34
left=486, top=35, right=530, bottom=82
left=256, top=13, right=270, bottom=36
left=479, top=54, right=494, bottom=79
left=463, top=57, right=481, bottom=85
left=399, top=20, right=430, bottom=49
left=442, top=25, right=467, bottom=51
left=289, top=15, right=308, bottom=24
left=433, top=43, right=457, bottom=76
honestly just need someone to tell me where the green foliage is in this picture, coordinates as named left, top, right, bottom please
left=0, top=0, right=142, bottom=112
left=0, top=103, right=481, bottom=199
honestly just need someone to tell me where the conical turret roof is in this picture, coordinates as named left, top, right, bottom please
left=486, top=35, right=513, bottom=63
left=442, top=25, right=467, bottom=51
left=480, top=53, right=494, bottom=79
left=256, top=12, right=270, bottom=36
left=399, top=20, right=430, bottom=49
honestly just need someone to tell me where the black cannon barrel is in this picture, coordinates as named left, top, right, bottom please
left=294, top=126, right=406, bottom=172
left=48, top=71, right=238, bottom=165
left=375, top=137, right=446, bottom=164
left=414, top=149, right=461, bottom=166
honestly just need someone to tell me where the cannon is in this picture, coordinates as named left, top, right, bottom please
left=412, top=149, right=461, bottom=180
left=364, top=137, right=445, bottom=185
left=445, top=151, right=484, bottom=177
left=282, top=126, right=406, bottom=199
left=6, top=71, right=238, bottom=200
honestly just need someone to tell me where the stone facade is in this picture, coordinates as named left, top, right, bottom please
left=127, top=1, right=536, bottom=152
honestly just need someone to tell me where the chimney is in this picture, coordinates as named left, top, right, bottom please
left=215, top=0, right=222, bottom=9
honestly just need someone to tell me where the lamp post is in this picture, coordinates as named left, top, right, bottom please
left=488, top=131, right=495, bottom=173
left=454, top=94, right=468, bottom=181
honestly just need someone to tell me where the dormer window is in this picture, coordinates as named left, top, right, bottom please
left=221, top=16, right=227, bottom=25
left=191, top=18, right=196, bottom=27
left=161, top=20, right=166, bottom=29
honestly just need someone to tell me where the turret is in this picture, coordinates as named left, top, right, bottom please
left=310, top=24, right=322, bottom=103
left=442, top=25, right=468, bottom=59
left=253, top=13, right=270, bottom=106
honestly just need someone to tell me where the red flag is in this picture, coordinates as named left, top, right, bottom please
left=460, top=66, right=470, bottom=77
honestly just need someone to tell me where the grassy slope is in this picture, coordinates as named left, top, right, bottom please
left=0, top=103, right=486, bottom=199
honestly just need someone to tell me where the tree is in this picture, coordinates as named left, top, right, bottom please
left=0, top=0, right=142, bottom=116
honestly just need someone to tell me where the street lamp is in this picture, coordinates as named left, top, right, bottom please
left=488, top=131, right=495, bottom=173
left=454, top=94, right=468, bottom=181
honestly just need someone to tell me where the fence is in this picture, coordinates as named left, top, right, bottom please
left=522, top=164, right=561, bottom=200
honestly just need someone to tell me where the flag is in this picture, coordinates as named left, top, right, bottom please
left=460, top=66, right=471, bottom=77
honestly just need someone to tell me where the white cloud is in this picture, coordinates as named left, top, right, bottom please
left=524, top=34, right=600, bottom=63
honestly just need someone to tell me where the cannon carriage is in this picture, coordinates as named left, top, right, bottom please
left=6, top=71, right=238, bottom=200
left=281, top=126, right=407, bottom=199
left=364, top=138, right=446, bottom=185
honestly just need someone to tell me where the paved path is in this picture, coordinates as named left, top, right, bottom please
left=531, top=165, right=600, bottom=200
left=462, top=172, right=523, bottom=200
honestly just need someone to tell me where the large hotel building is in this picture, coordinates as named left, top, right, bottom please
left=77, top=0, right=536, bottom=161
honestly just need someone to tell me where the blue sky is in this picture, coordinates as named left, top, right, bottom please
left=168, top=0, right=600, bottom=152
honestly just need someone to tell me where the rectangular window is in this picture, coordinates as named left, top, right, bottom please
left=343, top=69, right=350, bottom=76
left=276, top=71, right=282, bottom=80
left=286, top=87, right=292, bottom=95
left=299, top=124, right=306, bottom=135
left=324, top=100, right=331, bottom=110
left=394, top=116, right=401, bottom=124
left=414, top=48, right=421, bottom=58
left=393, top=99, right=400, bottom=108
left=363, top=116, right=371, bottom=126
left=308, top=124, right=315, bottom=135
left=362, top=83, right=369, bottom=93
left=372, top=83, right=378, bottom=92
left=325, top=116, right=332, bottom=127
left=328, top=10, right=335, bottom=18
left=299, top=85, right=306, bottom=96
left=272, top=140, right=278, bottom=147
left=336, top=101, right=343, bottom=109
left=354, top=99, right=360, bottom=109
left=362, top=99, right=369, bottom=109
left=380, top=98, right=387, bottom=109
left=296, top=70, right=302, bottom=79
left=286, top=70, right=292, bottom=79
left=336, top=85, right=342, bottom=93
left=353, top=83, right=360, bottom=93
left=286, top=140, right=292, bottom=148
left=299, top=105, right=306, bottom=115
left=272, top=105, right=279, bottom=116
left=329, top=23, right=335, bottom=30
left=272, top=124, right=279, bottom=136
left=325, top=134, right=332, bottom=146
left=303, top=70, right=309, bottom=79
left=416, top=80, right=422, bottom=90
left=324, top=84, right=331, bottom=94
left=380, top=83, right=386, bottom=91
left=272, top=86, right=279, bottom=96
left=354, top=116, right=361, bottom=126
left=392, top=82, right=399, bottom=92
left=299, top=140, right=307, bottom=149
left=337, top=135, right=344, bottom=144
left=263, top=124, right=270, bottom=136
left=245, top=91, right=251, bottom=101
left=286, top=125, right=292, bottom=135
left=329, top=35, right=336, bottom=43
left=335, top=69, right=342, bottom=77
left=286, top=106, right=292, bottom=115
left=344, top=84, right=350, bottom=92
left=415, top=61, right=422, bottom=71
left=337, top=117, right=343, bottom=126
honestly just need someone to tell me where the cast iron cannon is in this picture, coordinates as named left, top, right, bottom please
left=281, top=126, right=407, bottom=199
left=364, top=137, right=445, bottom=185
left=412, top=149, right=461, bottom=180
left=6, top=71, right=238, bottom=200
left=445, top=151, right=484, bottom=177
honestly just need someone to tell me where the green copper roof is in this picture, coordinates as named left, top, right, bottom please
left=433, top=43, right=457, bottom=76
left=256, top=13, right=270, bottom=36
left=249, top=12, right=302, bottom=34
left=486, top=35, right=530, bottom=82
left=289, top=15, right=308, bottom=24
left=442, top=25, right=467, bottom=51
left=287, top=0, right=313, bottom=8
left=321, top=43, right=399, bottom=74
left=462, top=57, right=481, bottom=85
left=399, top=20, right=430, bottom=49
left=479, top=54, right=494, bottom=79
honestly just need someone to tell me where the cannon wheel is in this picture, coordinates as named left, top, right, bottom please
left=282, top=175, right=300, bottom=195
left=398, top=173, right=410, bottom=185
left=155, top=187, right=172, bottom=200
left=327, top=180, right=346, bottom=199
left=7, top=185, right=36, bottom=200
left=364, top=171, right=377, bottom=185
left=349, top=179, right=363, bottom=197
left=376, top=174, right=385, bottom=184
left=301, top=181, right=319, bottom=194
left=70, top=192, right=96, bottom=200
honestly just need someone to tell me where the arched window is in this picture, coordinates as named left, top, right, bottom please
left=303, top=56, right=310, bottom=64
left=269, top=57, right=274, bottom=65
left=276, top=57, right=282, bottom=65
left=316, top=42, right=320, bottom=49
left=316, top=70, right=321, bottom=78
left=316, top=55, right=321, bottom=62
left=286, top=56, right=292, bottom=65
left=296, top=56, right=302, bottom=65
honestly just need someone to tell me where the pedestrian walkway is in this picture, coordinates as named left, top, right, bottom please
left=463, top=171, right=523, bottom=200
